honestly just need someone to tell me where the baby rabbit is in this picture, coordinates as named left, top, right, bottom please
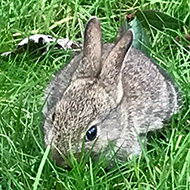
left=42, top=16, right=180, bottom=166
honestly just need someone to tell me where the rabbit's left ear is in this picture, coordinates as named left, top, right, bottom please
left=100, top=29, right=133, bottom=104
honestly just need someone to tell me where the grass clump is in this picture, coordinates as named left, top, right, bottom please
left=0, top=0, right=190, bottom=189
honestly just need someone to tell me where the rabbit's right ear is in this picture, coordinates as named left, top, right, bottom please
left=100, top=30, right=133, bottom=104
left=72, top=17, right=102, bottom=80
left=83, top=16, right=102, bottom=65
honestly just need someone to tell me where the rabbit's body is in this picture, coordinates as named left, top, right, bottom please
left=43, top=17, right=180, bottom=166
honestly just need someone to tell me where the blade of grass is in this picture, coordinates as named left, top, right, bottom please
left=32, top=145, right=50, bottom=190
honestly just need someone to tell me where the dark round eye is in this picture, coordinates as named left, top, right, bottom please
left=86, top=125, right=97, bottom=141
left=52, top=112, right=56, bottom=121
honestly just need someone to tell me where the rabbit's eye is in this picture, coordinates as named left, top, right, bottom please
left=86, top=125, right=97, bottom=141
left=52, top=112, right=56, bottom=121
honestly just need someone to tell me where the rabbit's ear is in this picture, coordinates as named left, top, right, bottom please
left=115, top=23, right=127, bottom=44
left=100, top=29, right=133, bottom=103
left=83, top=16, right=102, bottom=64
left=73, top=17, right=102, bottom=80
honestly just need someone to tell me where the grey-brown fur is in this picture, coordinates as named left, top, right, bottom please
left=42, top=16, right=180, bottom=166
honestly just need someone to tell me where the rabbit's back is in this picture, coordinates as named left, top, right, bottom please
left=121, top=47, right=179, bottom=133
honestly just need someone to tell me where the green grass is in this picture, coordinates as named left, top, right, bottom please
left=0, top=0, right=190, bottom=189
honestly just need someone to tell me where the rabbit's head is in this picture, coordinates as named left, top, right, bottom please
left=44, top=17, right=134, bottom=165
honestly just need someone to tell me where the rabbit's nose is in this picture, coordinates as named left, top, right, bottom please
left=74, top=152, right=82, bottom=162
left=56, top=153, right=82, bottom=169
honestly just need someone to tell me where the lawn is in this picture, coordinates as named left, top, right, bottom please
left=0, top=0, right=190, bottom=189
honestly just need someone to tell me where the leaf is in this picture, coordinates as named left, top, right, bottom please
left=135, top=10, right=184, bottom=31
left=129, top=17, right=150, bottom=54
left=121, top=17, right=150, bottom=54
left=123, top=10, right=184, bottom=54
